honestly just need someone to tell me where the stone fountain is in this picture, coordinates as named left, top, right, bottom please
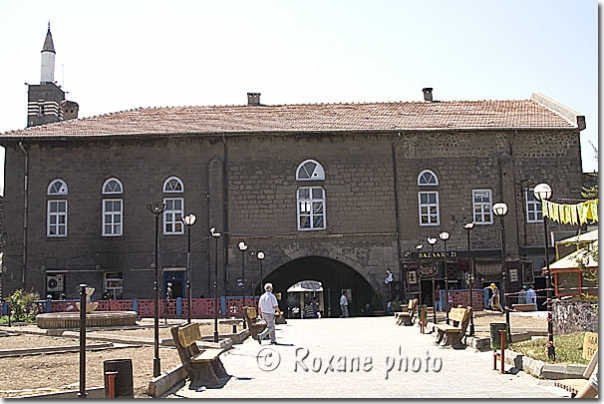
left=37, top=287, right=138, bottom=329
left=76, top=287, right=99, bottom=313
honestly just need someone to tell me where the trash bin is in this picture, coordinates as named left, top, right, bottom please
left=490, top=323, right=509, bottom=350
left=103, top=359, right=133, bottom=398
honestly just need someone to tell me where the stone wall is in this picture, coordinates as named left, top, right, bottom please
left=553, top=300, right=598, bottom=335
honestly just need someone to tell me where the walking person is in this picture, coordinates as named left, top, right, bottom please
left=256, top=283, right=281, bottom=345
left=434, top=284, right=442, bottom=312
left=526, top=284, right=537, bottom=310
left=518, top=285, right=527, bottom=305
left=339, top=291, right=349, bottom=318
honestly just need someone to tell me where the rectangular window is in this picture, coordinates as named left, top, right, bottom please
left=472, top=189, right=493, bottom=224
left=164, top=198, right=184, bottom=234
left=47, top=200, right=67, bottom=237
left=526, top=189, right=543, bottom=223
left=418, top=191, right=439, bottom=226
left=297, top=187, right=326, bottom=231
left=102, top=199, right=123, bottom=236
left=104, top=272, right=123, bottom=300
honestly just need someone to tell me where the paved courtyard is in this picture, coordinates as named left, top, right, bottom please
left=168, top=316, right=570, bottom=398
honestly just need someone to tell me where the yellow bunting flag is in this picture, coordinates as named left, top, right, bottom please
left=570, top=204, right=579, bottom=225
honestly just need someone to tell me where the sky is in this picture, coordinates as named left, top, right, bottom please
left=0, top=0, right=599, bottom=174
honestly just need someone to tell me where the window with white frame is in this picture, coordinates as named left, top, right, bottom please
left=102, top=178, right=123, bottom=236
left=473, top=189, right=493, bottom=224
left=418, top=191, right=440, bottom=225
left=417, top=170, right=439, bottom=186
left=417, top=170, right=440, bottom=226
left=48, top=179, right=68, bottom=195
left=296, top=160, right=325, bottom=181
left=164, top=198, right=184, bottom=234
left=163, top=176, right=184, bottom=193
left=163, top=176, right=184, bottom=235
left=297, top=187, right=326, bottom=230
left=526, top=189, right=543, bottom=223
left=48, top=200, right=68, bottom=237
left=47, top=179, right=68, bottom=237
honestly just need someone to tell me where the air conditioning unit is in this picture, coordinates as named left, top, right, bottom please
left=47, top=275, right=64, bottom=292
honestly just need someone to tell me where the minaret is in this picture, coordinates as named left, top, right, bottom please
left=27, top=23, right=72, bottom=128
left=40, top=22, right=56, bottom=83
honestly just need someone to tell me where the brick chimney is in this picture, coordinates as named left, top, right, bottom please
left=422, top=88, right=433, bottom=102
left=247, top=92, right=261, bottom=106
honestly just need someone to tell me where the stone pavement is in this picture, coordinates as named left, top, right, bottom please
left=167, top=316, right=571, bottom=399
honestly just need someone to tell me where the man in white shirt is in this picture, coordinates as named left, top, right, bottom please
left=257, top=283, right=281, bottom=345
left=339, top=291, right=349, bottom=318
left=526, top=284, right=537, bottom=310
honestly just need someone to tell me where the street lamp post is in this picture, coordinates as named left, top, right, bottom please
left=257, top=251, right=265, bottom=287
left=210, top=227, right=221, bottom=343
left=492, top=202, right=511, bottom=342
left=238, top=241, right=248, bottom=328
left=415, top=244, right=423, bottom=306
left=439, top=231, right=450, bottom=324
left=462, top=222, right=475, bottom=336
left=147, top=202, right=167, bottom=378
left=181, top=214, right=197, bottom=324
left=533, top=183, right=555, bottom=360
left=427, top=237, right=437, bottom=323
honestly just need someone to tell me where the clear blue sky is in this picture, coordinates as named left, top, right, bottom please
left=0, top=0, right=599, bottom=173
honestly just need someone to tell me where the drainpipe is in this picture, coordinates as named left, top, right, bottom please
left=391, top=132, right=405, bottom=299
left=18, top=141, right=29, bottom=291
left=222, top=133, right=229, bottom=291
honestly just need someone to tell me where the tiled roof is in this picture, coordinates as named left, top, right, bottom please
left=0, top=98, right=577, bottom=139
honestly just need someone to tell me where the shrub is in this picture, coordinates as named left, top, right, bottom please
left=2, top=288, right=39, bottom=323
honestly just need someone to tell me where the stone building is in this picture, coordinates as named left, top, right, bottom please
left=0, top=28, right=589, bottom=316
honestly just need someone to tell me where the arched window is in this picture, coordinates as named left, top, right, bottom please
left=417, top=170, right=439, bottom=226
left=47, top=179, right=68, bottom=237
left=163, top=176, right=184, bottom=193
left=102, top=178, right=123, bottom=195
left=296, top=160, right=325, bottom=181
left=102, top=178, right=123, bottom=236
left=48, top=179, right=68, bottom=195
left=163, top=176, right=184, bottom=234
left=296, top=160, right=326, bottom=231
left=417, top=170, right=438, bottom=186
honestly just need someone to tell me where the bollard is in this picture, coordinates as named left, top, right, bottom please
left=105, top=371, right=118, bottom=398
left=103, top=359, right=133, bottom=398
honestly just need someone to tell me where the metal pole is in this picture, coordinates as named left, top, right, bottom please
left=443, top=239, right=449, bottom=325
left=186, top=224, right=192, bottom=324
left=153, top=212, right=161, bottom=377
left=241, top=249, right=245, bottom=324
left=78, top=284, right=87, bottom=399
left=499, top=216, right=511, bottom=342
left=213, top=236, right=219, bottom=342
left=428, top=240, right=437, bottom=324
left=543, top=216, right=555, bottom=359
left=466, top=227, right=475, bottom=336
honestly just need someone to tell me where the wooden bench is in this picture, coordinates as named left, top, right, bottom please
left=511, top=303, right=536, bottom=312
left=554, top=332, right=598, bottom=397
left=243, top=306, right=268, bottom=338
left=170, top=323, right=230, bottom=389
left=432, top=306, right=472, bottom=349
left=395, top=299, right=418, bottom=326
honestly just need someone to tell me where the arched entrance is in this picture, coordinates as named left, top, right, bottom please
left=254, top=256, right=375, bottom=318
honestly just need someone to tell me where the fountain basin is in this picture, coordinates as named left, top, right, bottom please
left=75, top=302, right=99, bottom=313
left=37, top=311, right=138, bottom=329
